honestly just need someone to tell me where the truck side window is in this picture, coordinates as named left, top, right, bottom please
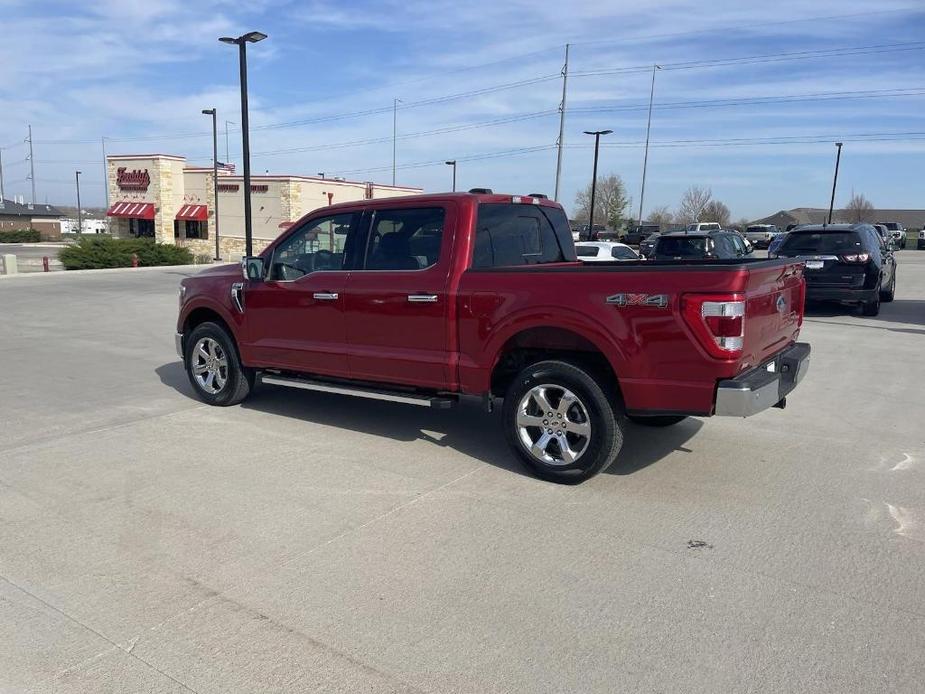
left=473, top=204, right=567, bottom=268
left=269, top=212, right=356, bottom=281
left=363, top=207, right=446, bottom=271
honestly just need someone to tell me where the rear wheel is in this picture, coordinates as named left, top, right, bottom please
left=627, top=414, right=687, bottom=427
left=184, top=322, right=253, bottom=406
left=503, top=360, right=623, bottom=484
left=880, top=271, right=896, bottom=302
left=861, top=286, right=881, bottom=316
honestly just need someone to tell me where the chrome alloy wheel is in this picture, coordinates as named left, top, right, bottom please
left=516, top=384, right=591, bottom=466
left=191, top=337, right=228, bottom=395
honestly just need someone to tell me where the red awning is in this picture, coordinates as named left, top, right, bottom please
left=107, top=202, right=155, bottom=219
left=176, top=205, right=208, bottom=222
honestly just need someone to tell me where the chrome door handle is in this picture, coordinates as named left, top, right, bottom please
left=313, top=292, right=339, bottom=301
left=407, top=294, right=438, bottom=303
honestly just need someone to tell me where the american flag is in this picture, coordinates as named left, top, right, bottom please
left=217, top=161, right=236, bottom=173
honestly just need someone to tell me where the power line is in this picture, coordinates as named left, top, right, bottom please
left=330, top=144, right=557, bottom=177
left=565, top=130, right=925, bottom=149
left=571, top=42, right=925, bottom=78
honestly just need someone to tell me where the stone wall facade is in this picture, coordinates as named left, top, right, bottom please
left=176, top=236, right=272, bottom=261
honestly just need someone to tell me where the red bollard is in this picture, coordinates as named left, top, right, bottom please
left=42, top=256, right=49, bottom=272
left=131, top=253, right=139, bottom=268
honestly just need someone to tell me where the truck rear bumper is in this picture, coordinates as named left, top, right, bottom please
left=714, top=342, right=810, bottom=417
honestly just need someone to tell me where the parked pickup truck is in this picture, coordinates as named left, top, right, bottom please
left=176, top=192, right=810, bottom=484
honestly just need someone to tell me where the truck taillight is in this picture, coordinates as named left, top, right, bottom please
left=681, top=294, right=746, bottom=359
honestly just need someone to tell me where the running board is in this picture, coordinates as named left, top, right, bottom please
left=259, top=374, right=457, bottom=409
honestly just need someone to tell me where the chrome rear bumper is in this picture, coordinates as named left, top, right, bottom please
left=715, top=342, right=810, bottom=417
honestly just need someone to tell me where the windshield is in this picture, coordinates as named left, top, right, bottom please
left=778, top=231, right=862, bottom=254
left=700, top=223, right=721, bottom=231
left=656, top=237, right=707, bottom=256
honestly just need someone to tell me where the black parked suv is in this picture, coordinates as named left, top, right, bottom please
left=624, top=224, right=660, bottom=246
left=770, top=223, right=896, bottom=316
left=648, top=230, right=752, bottom=260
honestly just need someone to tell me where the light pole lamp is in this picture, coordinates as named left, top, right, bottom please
left=219, top=31, right=267, bottom=258
left=827, top=142, right=843, bottom=225
left=583, top=129, right=612, bottom=240
left=445, top=160, right=456, bottom=192
left=75, top=171, right=82, bottom=235
left=202, top=108, right=221, bottom=260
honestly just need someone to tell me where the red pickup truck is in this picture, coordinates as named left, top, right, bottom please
left=176, top=192, right=810, bottom=483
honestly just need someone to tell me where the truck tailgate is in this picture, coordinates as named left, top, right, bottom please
left=740, top=261, right=805, bottom=370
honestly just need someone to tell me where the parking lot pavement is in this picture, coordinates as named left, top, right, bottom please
left=1, top=256, right=924, bottom=693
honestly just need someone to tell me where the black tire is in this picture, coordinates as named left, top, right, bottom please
left=880, top=271, right=895, bottom=302
left=861, top=287, right=881, bottom=316
left=502, top=360, right=623, bottom=484
left=627, top=414, right=687, bottom=427
left=184, top=321, right=253, bottom=406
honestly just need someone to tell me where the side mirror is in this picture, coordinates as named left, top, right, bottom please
left=243, top=256, right=265, bottom=281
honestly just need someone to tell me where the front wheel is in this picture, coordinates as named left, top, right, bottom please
left=502, top=360, right=623, bottom=484
left=184, top=321, right=253, bottom=406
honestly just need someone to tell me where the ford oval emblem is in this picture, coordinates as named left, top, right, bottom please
left=776, top=295, right=787, bottom=314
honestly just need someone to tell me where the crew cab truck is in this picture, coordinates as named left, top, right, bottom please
left=176, top=192, right=810, bottom=484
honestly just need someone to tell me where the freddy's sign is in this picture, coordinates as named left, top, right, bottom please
left=116, top=167, right=151, bottom=191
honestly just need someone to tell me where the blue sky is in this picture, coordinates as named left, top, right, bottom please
left=0, top=0, right=923, bottom=220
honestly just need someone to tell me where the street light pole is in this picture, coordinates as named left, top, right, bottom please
left=637, top=64, right=661, bottom=227
left=827, top=142, right=843, bottom=225
left=445, top=160, right=456, bottom=191
left=583, top=130, right=612, bottom=240
left=220, top=31, right=267, bottom=258
left=203, top=108, right=221, bottom=260
left=75, top=171, right=82, bottom=235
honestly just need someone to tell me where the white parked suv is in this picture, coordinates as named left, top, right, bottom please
left=685, top=222, right=722, bottom=233
left=744, top=224, right=781, bottom=249
left=879, top=222, right=906, bottom=250
left=918, top=229, right=925, bottom=250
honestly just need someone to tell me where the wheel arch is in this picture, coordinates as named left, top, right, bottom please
left=181, top=303, right=241, bottom=361
left=488, top=324, right=624, bottom=403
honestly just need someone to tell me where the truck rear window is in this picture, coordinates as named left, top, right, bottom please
left=472, top=203, right=576, bottom=268
left=779, top=231, right=862, bottom=254
left=655, top=237, right=707, bottom=257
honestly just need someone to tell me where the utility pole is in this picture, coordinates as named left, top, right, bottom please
left=554, top=43, right=570, bottom=202
left=827, top=142, right=843, bottom=225
left=445, top=160, right=457, bottom=191
left=392, top=98, right=401, bottom=186
left=26, top=125, right=35, bottom=206
left=75, top=171, right=82, bottom=235
left=637, top=64, right=661, bottom=227
left=0, top=147, right=5, bottom=204
left=101, top=137, right=109, bottom=209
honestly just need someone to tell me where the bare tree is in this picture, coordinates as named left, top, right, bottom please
left=676, top=186, right=713, bottom=224
left=701, top=200, right=731, bottom=227
left=647, top=205, right=673, bottom=230
left=574, top=174, right=632, bottom=229
left=845, top=191, right=875, bottom=223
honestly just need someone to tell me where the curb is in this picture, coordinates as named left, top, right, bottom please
left=0, top=263, right=219, bottom=279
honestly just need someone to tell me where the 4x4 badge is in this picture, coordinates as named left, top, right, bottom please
left=606, top=293, right=669, bottom=308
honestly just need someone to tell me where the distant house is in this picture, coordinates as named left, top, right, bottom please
left=0, top=198, right=64, bottom=239
left=753, top=208, right=925, bottom=230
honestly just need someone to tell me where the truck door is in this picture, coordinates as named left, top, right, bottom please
left=240, top=211, right=361, bottom=377
left=344, top=204, right=456, bottom=390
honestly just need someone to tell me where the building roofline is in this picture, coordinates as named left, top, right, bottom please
left=107, top=154, right=187, bottom=161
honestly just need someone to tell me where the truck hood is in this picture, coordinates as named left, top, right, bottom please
left=191, top=262, right=241, bottom=280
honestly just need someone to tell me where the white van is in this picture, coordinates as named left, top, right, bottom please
left=685, top=222, right=722, bottom=233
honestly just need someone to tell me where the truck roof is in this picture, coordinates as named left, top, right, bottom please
left=317, top=191, right=565, bottom=215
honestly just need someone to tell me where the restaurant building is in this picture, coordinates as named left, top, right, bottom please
left=105, top=154, right=422, bottom=258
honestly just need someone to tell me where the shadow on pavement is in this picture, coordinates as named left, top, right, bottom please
left=804, top=300, right=925, bottom=335
left=156, top=361, right=703, bottom=480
